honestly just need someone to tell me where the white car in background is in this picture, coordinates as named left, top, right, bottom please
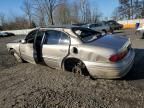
left=136, top=25, right=144, bottom=39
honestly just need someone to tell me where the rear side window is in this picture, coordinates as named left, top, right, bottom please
left=44, top=30, right=69, bottom=45
left=45, top=31, right=60, bottom=44
left=72, top=27, right=101, bottom=43
left=59, top=33, right=69, bottom=44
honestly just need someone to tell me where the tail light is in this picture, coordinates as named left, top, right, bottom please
left=109, top=50, right=128, bottom=62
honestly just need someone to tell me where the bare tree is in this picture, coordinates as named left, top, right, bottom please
left=118, top=0, right=131, bottom=19
left=91, top=8, right=102, bottom=23
left=42, top=0, right=60, bottom=25
left=33, top=0, right=46, bottom=26
left=111, top=8, right=120, bottom=20
left=15, top=0, right=106, bottom=27
left=116, top=0, right=144, bottom=19
left=0, top=13, right=5, bottom=26
left=2, top=16, right=31, bottom=30
left=22, top=0, right=33, bottom=28
left=70, top=1, right=80, bottom=23
left=119, top=0, right=129, bottom=4
left=37, top=7, right=46, bottom=26
left=55, top=0, right=71, bottom=24
left=33, top=0, right=60, bottom=25
left=79, top=0, right=91, bottom=23
left=134, top=0, right=144, bottom=18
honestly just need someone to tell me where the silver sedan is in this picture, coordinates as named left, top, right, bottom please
left=7, top=26, right=135, bottom=79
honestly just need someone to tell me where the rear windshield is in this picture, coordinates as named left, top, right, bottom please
left=72, top=27, right=101, bottom=43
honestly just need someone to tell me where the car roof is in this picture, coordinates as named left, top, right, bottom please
left=36, top=25, right=99, bottom=38
left=35, top=25, right=88, bottom=38
left=38, top=25, right=91, bottom=33
left=85, top=22, right=103, bottom=25
left=38, top=25, right=80, bottom=30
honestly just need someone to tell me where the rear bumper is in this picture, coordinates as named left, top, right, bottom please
left=84, top=49, right=135, bottom=79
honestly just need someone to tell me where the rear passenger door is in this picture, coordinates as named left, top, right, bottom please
left=42, top=30, right=70, bottom=69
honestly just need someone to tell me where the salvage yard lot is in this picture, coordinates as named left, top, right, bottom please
left=0, top=29, right=144, bottom=108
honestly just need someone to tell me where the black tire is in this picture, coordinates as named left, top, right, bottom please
left=72, top=63, right=83, bottom=76
left=63, top=59, right=89, bottom=76
left=72, top=61, right=89, bottom=76
left=141, top=33, right=144, bottom=39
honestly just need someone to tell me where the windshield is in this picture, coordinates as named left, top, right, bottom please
left=72, top=27, right=101, bottom=43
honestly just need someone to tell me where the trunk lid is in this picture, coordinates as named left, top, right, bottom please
left=87, top=35, right=130, bottom=52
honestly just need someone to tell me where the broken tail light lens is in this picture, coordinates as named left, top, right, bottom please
left=109, top=50, right=128, bottom=62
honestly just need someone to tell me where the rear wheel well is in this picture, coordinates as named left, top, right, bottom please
left=63, top=58, right=89, bottom=76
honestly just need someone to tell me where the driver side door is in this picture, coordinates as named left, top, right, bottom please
left=20, top=30, right=38, bottom=64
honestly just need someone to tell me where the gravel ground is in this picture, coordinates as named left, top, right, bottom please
left=0, top=30, right=144, bottom=108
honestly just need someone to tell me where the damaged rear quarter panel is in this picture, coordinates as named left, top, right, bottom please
left=68, top=44, right=115, bottom=63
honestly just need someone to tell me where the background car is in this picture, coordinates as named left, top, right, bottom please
left=106, top=20, right=123, bottom=30
left=0, top=32, right=15, bottom=37
left=0, top=32, right=7, bottom=37
left=72, top=23, right=87, bottom=26
left=136, top=26, right=144, bottom=39
left=82, top=22, right=113, bottom=34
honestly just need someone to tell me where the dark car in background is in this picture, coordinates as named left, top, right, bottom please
left=106, top=20, right=123, bottom=30
left=0, top=32, right=15, bottom=37
left=82, top=22, right=113, bottom=34
left=72, top=23, right=87, bottom=26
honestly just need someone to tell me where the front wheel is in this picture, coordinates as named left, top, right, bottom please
left=10, top=50, right=23, bottom=63
left=72, top=64, right=83, bottom=76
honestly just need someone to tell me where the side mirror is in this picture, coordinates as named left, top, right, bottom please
left=21, top=39, right=26, bottom=44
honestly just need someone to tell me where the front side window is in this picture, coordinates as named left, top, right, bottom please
left=44, top=30, right=69, bottom=45
left=25, top=30, right=37, bottom=43
left=59, top=32, right=69, bottom=44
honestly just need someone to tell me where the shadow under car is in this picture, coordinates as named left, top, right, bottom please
left=123, top=48, right=144, bottom=80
